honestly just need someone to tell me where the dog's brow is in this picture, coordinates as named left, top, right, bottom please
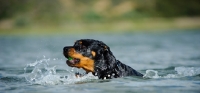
left=79, top=41, right=82, bottom=44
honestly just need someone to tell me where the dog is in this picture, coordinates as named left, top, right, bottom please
left=63, top=39, right=143, bottom=79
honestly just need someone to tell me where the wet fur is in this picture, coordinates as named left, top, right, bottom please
left=63, top=39, right=143, bottom=79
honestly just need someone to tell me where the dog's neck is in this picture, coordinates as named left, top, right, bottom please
left=93, top=59, right=124, bottom=79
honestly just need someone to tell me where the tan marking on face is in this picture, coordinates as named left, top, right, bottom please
left=68, top=48, right=94, bottom=73
left=91, top=51, right=96, bottom=57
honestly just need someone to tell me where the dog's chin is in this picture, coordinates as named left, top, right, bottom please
left=66, top=60, right=74, bottom=67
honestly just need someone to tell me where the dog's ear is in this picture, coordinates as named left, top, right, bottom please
left=94, top=44, right=115, bottom=69
left=93, top=45, right=116, bottom=78
left=102, top=45, right=116, bottom=69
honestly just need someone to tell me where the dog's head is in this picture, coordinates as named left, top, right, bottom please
left=63, top=39, right=116, bottom=78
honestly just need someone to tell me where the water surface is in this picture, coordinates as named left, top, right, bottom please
left=0, top=30, right=200, bottom=93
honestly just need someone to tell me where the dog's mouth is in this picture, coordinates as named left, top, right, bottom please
left=66, top=56, right=80, bottom=67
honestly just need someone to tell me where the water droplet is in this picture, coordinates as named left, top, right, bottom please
left=112, top=73, right=115, bottom=76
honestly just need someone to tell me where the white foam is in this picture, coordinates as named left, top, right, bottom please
left=25, top=57, right=200, bottom=84
left=24, top=58, right=98, bottom=85
left=62, top=72, right=98, bottom=85
left=143, top=66, right=200, bottom=79
left=143, top=70, right=161, bottom=78
left=175, top=66, right=200, bottom=76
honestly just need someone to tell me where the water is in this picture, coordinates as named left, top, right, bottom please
left=0, top=30, right=200, bottom=93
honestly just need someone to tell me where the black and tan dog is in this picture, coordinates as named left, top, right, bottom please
left=63, top=39, right=143, bottom=79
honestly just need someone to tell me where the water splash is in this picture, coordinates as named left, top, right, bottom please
left=24, top=57, right=200, bottom=84
left=24, top=57, right=98, bottom=85
left=175, top=67, right=200, bottom=76
left=143, top=67, right=200, bottom=79
left=143, top=70, right=161, bottom=78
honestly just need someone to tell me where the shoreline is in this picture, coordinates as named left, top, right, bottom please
left=0, top=17, right=200, bottom=36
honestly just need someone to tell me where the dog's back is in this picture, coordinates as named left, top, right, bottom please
left=115, top=60, right=143, bottom=77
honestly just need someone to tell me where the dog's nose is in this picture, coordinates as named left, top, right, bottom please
left=63, top=46, right=69, bottom=52
left=63, top=46, right=74, bottom=52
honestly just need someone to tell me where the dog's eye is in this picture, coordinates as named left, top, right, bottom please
left=81, top=45, right=86, bottom=49
left=77, top=45, right=86, bottom=51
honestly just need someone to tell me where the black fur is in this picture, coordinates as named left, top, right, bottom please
left=64, top=39, right=143, bottom=79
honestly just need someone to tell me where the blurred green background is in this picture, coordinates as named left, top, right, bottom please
left=0, top=0, right=200, bottom=35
